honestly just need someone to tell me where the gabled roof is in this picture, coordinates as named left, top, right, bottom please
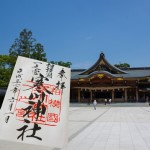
left=79, top=52, right=127, bottom=75
left=71, top=53, right=150, bottom=80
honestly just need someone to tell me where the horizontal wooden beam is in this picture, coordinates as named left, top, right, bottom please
left=72, top=86, right=133, bottom=90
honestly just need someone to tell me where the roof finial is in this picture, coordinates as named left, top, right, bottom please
left=100, top=51, right=105, bottom=57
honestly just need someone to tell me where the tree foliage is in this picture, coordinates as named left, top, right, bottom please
left=0, top=55, right=14, bottom=87
left=114, top=63, right=130, bottom=69
left=0, top=29, right=48, bottom=87
left=9, top=29, right=47, bottom=66
left=32, top=43, right=47, bottom=62
left=50, top=61, right=72, bottom=68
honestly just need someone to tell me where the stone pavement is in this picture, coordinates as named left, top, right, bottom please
left=1, top=103, right=150, bottom=150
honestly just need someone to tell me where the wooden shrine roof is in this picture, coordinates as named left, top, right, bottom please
left=71, top=53, right=150, bottom=81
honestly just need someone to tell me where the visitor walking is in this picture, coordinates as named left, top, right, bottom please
left=93, top=99, right=97, bottom=110
left=109, top=99, right=112, bottom=104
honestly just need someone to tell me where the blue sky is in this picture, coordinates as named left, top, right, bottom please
left=0, top=0, right=150, bottom=69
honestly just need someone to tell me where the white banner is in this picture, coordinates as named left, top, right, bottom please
left=0, top=56, right=70, bottom=148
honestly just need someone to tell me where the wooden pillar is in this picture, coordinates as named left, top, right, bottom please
left=90, top=90, right=93, bottom=103
left=136, top=88, right=139, bottom=102
left=78, top=88, right=81, bottom=103
left=112, top=90, right=114, bottom=102
left=124, top=88, right=127, bottom=102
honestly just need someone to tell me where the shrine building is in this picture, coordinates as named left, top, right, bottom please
left=70, top=53, right=150, bottom=103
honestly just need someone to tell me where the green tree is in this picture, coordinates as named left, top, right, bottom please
left=0, top=29, right=48, bottom=87
left=114, top=63, right=130, bottom=69
left=0, top=55, right=13, bottom=87
left=9, top=29, right=47, bottom=67
left=50, top=61, right=72, bottom=68
left=32, top=43, right=47, bottom=62
left=9, top=29, right=35, bottom=58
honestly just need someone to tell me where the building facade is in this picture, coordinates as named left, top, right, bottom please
left=71, top=53, right=150, bottom=103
